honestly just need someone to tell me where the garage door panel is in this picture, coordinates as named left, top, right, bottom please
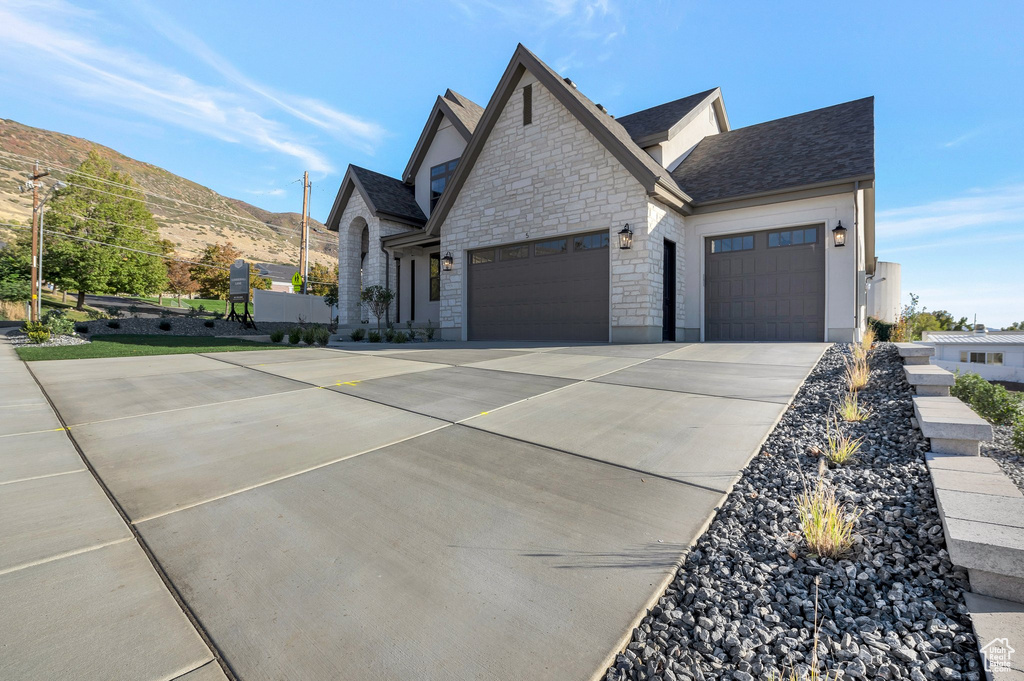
left=706, top=226, right=825, bottom=342
left=469, top=233, right=609, bottom=342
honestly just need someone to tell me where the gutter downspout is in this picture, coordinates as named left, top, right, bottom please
left=853, top=180, right=861, bottom=335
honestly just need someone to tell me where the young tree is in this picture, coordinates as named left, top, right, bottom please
left=190, top=242, right=271, bottom=300
left=359, top=285, right=394, bottom=333
left=43, top=150, right=167, bottom=309
left=307, top=262, right=338, bottom=299
left=166, top=258, right=199, bottom=306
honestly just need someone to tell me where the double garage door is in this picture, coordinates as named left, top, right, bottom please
left=705, top=225, right=825, bottom=342
left=467, top=231, right=609, bottom=341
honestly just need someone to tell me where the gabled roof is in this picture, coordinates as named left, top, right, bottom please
left=325, top=164, right=426, bottom=231
left=617, top=87, right=728, bottom=147
left=422, top=44, right=693, bottom=237
left=671, top=97, right=874, bottom=205
left=401, top=89, right=484, bottom=183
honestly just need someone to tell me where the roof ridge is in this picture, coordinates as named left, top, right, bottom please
left=618, top=87, right=719, bottom=122
left=719, top=96, right=874, bottom=136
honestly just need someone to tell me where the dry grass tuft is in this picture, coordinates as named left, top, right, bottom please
left=0, top=300, right=27, bottom=321
left=860, top=327, right=876, bottom=354
left=835, top=390, right=869, bottom=423
left=825, top=419, right=863, bottom=465
left=797, top=475, right=860, bottom=559
left=845, top=354, right=870, bottom=391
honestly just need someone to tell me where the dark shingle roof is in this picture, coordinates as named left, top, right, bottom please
left=350, top=166, right=426, bottom=224
left=671, top=97, right=874, bottom=204
left=617, top=88, right=718, bottom=143
left=443, top=90, right=484, bottom=134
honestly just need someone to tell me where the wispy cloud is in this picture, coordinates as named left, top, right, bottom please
left=942, top=126, right=987, bottom=148
left=877, top=184, right=1024, bottom=238
left=0, top=0, right=385, bottom=172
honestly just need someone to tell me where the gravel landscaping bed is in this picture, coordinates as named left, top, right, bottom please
left=982, top=424, right=1024, bottom=493
left=75, top=317, right=314, bottom=337
left=605, top=343, right=981, bottom=681
left=6, top=332, right=90, bottom=348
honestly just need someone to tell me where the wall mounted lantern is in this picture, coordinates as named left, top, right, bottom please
left=617, top=223, right=633, bottom=250
left=832, top=221, right=847, bottom=247
left=441, top=251, right=454, bottom=271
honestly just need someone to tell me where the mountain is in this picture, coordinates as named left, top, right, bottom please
left=0, top=118, right=336, bottom=267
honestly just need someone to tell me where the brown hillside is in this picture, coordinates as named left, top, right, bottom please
left=0, top=118, right=335, bottom=267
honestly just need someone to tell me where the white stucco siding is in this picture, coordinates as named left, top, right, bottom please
left=396, top=250, right=441, bottom=325
left=932, top=344, right=1024, bottom=383
left=866, top=261, right=901, bottom=323
left=439, top=71, right=657, bottom=340
left=646, top=100, right=722, bottom=171
left=683, top=192, right=862, bottom=342
left=414, top=119, right=467, bottom=217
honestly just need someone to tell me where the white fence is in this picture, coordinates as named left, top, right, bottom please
left=253, top=289, right=334, bottom=324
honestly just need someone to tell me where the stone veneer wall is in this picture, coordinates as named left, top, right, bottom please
left=439, top=71, right=682, bottom=341
left=336, top=189, right=414, bottom=325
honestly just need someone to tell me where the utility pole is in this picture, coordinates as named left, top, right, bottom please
left=28, top=162, right=49, bottom=322
left=299, top=171, right=310, bottom=294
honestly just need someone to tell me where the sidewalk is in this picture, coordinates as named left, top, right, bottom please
left=0, top=338, right=225, bottom=681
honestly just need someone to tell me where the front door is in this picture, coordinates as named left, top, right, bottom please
left=663, top=239, right=676, bottom=341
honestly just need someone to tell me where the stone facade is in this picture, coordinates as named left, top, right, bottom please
left=439, top=73, right=677, bottom=341
left=336, top=190, right=415, bottom=325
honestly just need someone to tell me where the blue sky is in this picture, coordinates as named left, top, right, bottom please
left=1, top=0, right=1022, bottom=326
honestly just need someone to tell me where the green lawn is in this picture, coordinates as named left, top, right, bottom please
left=40, top=293, right=101, bottom=322
left=16, top=334, right=287, bottom=361
left=133, top=297, right=227, bottom=314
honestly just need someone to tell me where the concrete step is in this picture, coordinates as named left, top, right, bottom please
left=963, top=592, right=1024, bottom=679
left=913, top=395, right=993, bottom=455
left=904, top=364, right=955, bottom=396
left=895, top=342, right=935, bottom=365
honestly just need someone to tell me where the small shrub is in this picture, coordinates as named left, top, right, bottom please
left=105, top=306, right=123, bottom=318
left=42, top=309, right=75, bottom=335
left=197, top=304, right=208, bottom=314
left=27, top=328, right=50, bottom=344
left=288, top=327, right=302, bottom=345
left=312, top=325, right=331, bottom=346
left=367, top=330, right=381, bottom=343
left=393, top=331, right=408, bottom=344
left=107, top=320, right=120, bottom=329
left=383, top=327, right=396, bottom=343
left=425, top=319, right=436, bottom=341
left=86, top=309, right=106, bottom=321
left=845, top=354, right=869, bottom=391
left=825, top=419, right=862, bottom=465
left=868, top=316, right=893, bottom=342
left=952, top=372, right=1022, bottom=425
left=270, top=329, right=285, bottom=343
left=797, top=475, right=859, bottom=559
left=1013, top=415, right=1024, bottom=453
left=302, top=327, right=316, bottom=345
left=204, top=320, right=215, bottom=328
left=127, top=305, right=140, bottom=318
left=349, top=328, right=366, bottom=342
left=158, top=320, right=172, bottom=331
left=835, top=391, right=869, bottom=422
left=74, top=324, right=89, bottom=334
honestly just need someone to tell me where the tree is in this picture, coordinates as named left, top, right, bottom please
left=359, top=285, right=394, bottom=332
left=190, top=242, right=270, bottom=300
left=166, top=258, right=199, bottom=306
left=307, top=262, right=338, bottom=299
left=0, top=238, right=30, bottom=302
left=42, top=150, right=167, bottom=309
left=1008, top=321, right=1024, bottom=331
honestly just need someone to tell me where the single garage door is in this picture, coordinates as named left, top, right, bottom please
left=705, top=225, right=825, bottom=341
left=468, top=231, right=609, bottom=341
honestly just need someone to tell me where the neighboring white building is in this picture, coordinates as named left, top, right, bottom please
left=866, top=261, right=901, bottom=323
left=922, top=329, right=1024, bottom=383
left=326, top=44, right=879, bottom=343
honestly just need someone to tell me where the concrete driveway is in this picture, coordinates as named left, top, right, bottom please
left=26, top=341, right=826, bottom=681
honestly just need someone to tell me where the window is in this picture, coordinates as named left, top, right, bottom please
left=470, top=250, right=495, bottom=265
left=573, top=232, right=609, bottom=251
left=534, top=238, right=567, bottom=256
left=523, top=84, right=532, bottom=125
left=429, top=253, right=440, bottom=301
left=711, top=235, right=754, bottom=253
left=429, top=159, right=459, bottom=211
left=768, top=228, right=817, bottom=248
left=960, top=351, right=1004, bottom=365
left=500, top=245, right=529, bottom=260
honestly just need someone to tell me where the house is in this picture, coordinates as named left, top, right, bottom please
left=326, top=44, right=877, bottom=343
left=255, top=263, right=299, bottom=294
left=922, top=328, right=1024, bottom=384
